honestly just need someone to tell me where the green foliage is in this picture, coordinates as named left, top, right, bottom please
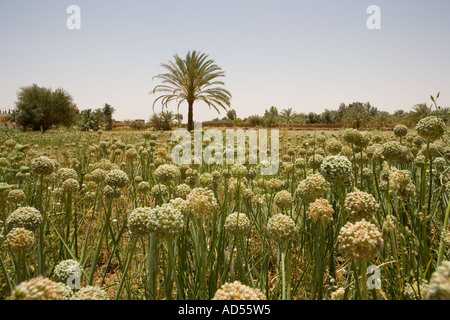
left=227, top=109, right=237, bottom=121
left=265, top=106, right=279, bottom=117
left=321, top=109, right=340, bottom=124
left=405, top=94, right=449, bottom=126
left=263, top=106, right=280, bottom=126
left=264, top=114, right=279, bottom=127
left=175, top=113, right=183, bottom=124
left=372, top=111, right=393, bottom=130
left=0, top=123, right=449, bottom=300
left=1, top=126, right=449, bottom=301
left=79, top=109, right=100, bottom=131
left=393, top=109, right=407, bottom=120
left=102, top=104, right=115, bottom=131
left=150, top=111, right=176, bottom=131
left=152, top=50, right=232, bottom=131
left=131, top=120, right=146, bottom=131
left=247, top=115, right=264, bottom=126
left=340, top=102, right=376, bottom=129
left=203, top=94, right=446, bottom=130
left=405, top=103, right=433, bottom=126
left=307, top=112, right=321, bottom=124
left=279, top=108, right=299, bottom=124
left=15, top=84, right=77, bottom=131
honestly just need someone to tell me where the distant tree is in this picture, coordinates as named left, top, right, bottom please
left=161, top=111, right=175, bottom=130
left=265, top=106, right=279, bottom=117
left=149, top=113, right=162, bottom=130
left=264, top=116, right=278, bottom=127
left=102, top=103, right=115, bottom=130
left=79, top=109, right=100, bottom=131
left=280, top=108, right=299, bottom=124
left=93, top=108, right=104, bottom=121
left=227, top=109, right=237, bottom=121
left=337, top=103, right=347, bottom=123
left=405, top=103, right=432, bottom=126
left=341, top=104, right=372, bottom=129
left=175, top=113, right=183, bottom=125
left=437, top=107, right=450, bottom=124
left=15, top=85, right=45, bottom=131
left=150, top=111, right=175, bottom=130
left=247, top=115, right=265, bottom=126
left=393, top=109, right=407, bottom=120
left=131, top=120, right=145, bottom=130
left=5, top=110, right=17, bottom=123
left=338, top=102, right=377, bottom=126
left=364, top=102, right=378, bottom=117
left=263, top=106, right=279, bottom=126
left=151, top=50, right=232, bottom=131
left=306, top=112, right=321, bottom=124
left=296, top=113, right=308, bottom=124
left=51, top=88, right=78, bottom=128
left=339, top=102, right=375, bottom=129
left=15, top=84, right=77, bottom=131
left=321, top=109, right=338, bottom=124
left=372, top=111, right=393, bottom=130
left=406, top=93, right=449, bottom=125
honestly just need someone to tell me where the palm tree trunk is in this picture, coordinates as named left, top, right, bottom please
left=188, top=101, right=194, bottom=132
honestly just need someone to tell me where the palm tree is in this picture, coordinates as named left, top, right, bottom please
left=405, top=103, right=432, bottom=126
left=341, top=104, right=372, bottom=129
left=161, top=110, right=176, bottom=130
left=393, top=109, right=407, bottom=121
left=151, top=50, right=232, bottom=131
left=372, top=111, right=393, bottom=130
left=437, top=107, right=450, bottom=124
left=80, top=109, right=100, bottom=131
left=279, top=108, right=299, bottom=124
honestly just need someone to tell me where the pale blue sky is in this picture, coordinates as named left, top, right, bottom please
left=0, top=0, right=449, bottom=121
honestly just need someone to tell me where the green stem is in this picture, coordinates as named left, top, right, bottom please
left=0, top=254, right=13, bottom=294
left=427, top=156, right=433, bottom=218
left=437, top=196, right=450, bottom=266
left=114, top=238, right=137, bottom=300
left=37, top=174, right=46, bottom=276
left=87, top=198, right=113, bottom=285
left=148, top=234, right=159, bottom=299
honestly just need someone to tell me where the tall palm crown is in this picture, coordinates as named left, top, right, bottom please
left=405, top=103, right=432, bottom=126
left=280, top=108, right=299, bottom=124
left=151, top=51, right=232, bottom=131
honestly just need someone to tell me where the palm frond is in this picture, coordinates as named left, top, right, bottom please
left=150, top=51, right=232, bottom=123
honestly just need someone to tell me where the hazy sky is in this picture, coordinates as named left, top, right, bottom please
left=1, top=0, right=449, bottom=121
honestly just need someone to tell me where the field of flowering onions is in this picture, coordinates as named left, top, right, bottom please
left=0, top=116, right=449, bottom=300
